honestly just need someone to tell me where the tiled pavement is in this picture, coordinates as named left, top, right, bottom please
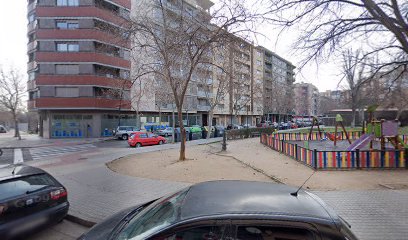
left=314, top=190, right=408, bottom=240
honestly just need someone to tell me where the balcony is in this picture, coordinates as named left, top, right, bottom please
left=34, top=97, right=131, bottom=110
left=27, top=100, right=36, bottom=110
left=27, top=20, right=38, bottom=33
left=27, top=61, right=37, bottom=71
left=27, top=80, right=37, bottom=91
left=27, top=41, right=38, bottom=53
left=197, top=91, right=213, bottom=98
left=28, top=1, right=37, bottom=13
left=35, top=52, right=130, bottom=69
left=35, top=75, right=132, bottom=89
left=197, top=105, right=211, bottom=111
left=36, top=29, right=130, bottom=49
left=36, top=6, right=130, bottom=27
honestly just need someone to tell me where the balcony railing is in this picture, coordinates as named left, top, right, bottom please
left=27, top=41, right=38, bottom=52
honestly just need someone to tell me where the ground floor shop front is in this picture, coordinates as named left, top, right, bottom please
left=31, top=110, right=263, bottom=138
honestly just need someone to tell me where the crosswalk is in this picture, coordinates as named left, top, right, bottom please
left=29, top=144, right=97, bottom=161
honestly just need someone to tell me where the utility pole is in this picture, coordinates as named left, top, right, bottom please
left=172, top=104, right=175, bottom=143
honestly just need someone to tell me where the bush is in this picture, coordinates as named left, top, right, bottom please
left=226, top=127, right=275, bottom=140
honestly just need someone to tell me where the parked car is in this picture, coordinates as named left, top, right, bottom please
left=0, top=125, right=6, bottom=133
left=156, top=127, right=174, bottom=137
left=127, top=132, right=166, bottom=148
left=226, top=124, right=243, bottom=130
left=0, top=164, right=69, bottom=240
left=241, top=123, right=256, bottom=128
left=79, top=181, right=358, bottom=240
left=115, top=126, right=140, bottom=140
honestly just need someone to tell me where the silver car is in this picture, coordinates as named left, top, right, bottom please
left=157, top=127, right=173, bottom=137
left=115, top=126, right=140, bottom=140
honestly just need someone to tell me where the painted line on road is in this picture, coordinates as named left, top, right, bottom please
left=13, top=148, right=24, bottom=164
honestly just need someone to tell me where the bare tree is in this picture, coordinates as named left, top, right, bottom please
left=130, top=0, right=260, bottom=160
left=196, top=49, right=230, bottom=138
left=341, top=49, right=373, bottom=127
left=265, top=0, right=408, bottom=77
left=0, top=67, right=26, bottom=140
left=383, top=67, right=408, bottom=120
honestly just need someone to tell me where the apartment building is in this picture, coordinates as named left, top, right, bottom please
left=294, top=82, right=320, bottom=116
left=255, top=46, right=295, bottom=123
left=27, top=0, right=132, bottom=138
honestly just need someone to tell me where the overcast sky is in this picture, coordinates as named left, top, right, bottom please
left=0, top=1, right=341, bottom=92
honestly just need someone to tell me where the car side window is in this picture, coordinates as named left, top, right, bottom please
left=155, top=225, right=228, bottom=240
left=139, top=134, right=148, bottom=138
left=235, top=225, right=315, bottom=240
left=126, top=127, right=133, bottom=131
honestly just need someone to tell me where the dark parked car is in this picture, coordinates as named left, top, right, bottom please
left=0, top=125, right=6, bottom=133
left=0, top=164, right=69, bottom=239
left=79, top=181, right=358, bottom=240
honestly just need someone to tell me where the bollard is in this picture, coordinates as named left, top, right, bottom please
left=356, top=149, right=360, bottom=169
left=314, top=149, right=318, bottom=169
left=405, top=148, right=408, bottom=169
left=222, top=131, right=227, bottom=151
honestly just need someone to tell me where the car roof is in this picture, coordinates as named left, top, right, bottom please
left=0, top=164, right=46, bottom=182
left=179, top=181, right=336, bottom=222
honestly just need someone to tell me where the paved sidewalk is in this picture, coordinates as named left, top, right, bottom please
left=315, top=190, right=408, bottom=240
left=28, top=137, right=222, bottom=224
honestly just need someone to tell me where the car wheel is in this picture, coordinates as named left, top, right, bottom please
left=158, top=140, right=163, bottom=145
left=122, top=134, right=128, bottom=140
left=136, top=143, right=142, bottom=148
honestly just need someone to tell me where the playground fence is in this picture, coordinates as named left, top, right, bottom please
left=261, top=133, right=408, bottom=170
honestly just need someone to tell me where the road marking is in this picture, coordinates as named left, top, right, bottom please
left=14, top=148, right=24, bottom=164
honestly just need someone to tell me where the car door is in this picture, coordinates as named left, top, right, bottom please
left=150, top=220, right=234, bottom=240
left=230, top=219, right=322, bottom=240
left=138, top=133, right=148, bottom=146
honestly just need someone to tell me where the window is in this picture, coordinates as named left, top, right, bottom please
left=0, top=174, right=58, bottom=201
left=56, top=20, right=79, bottom=29
left=56, top=42, right=79, bottom=52
left=118, top=190, right=188, bottom=239
left=236, top=226, right=315, bottom=240
left=160, top=226, right=227, bottom=240
left=56, top=64, right=79, bottom=75
left=56, top=87, right=79, bottom=97
left=57, top=0, right=79, bottom=6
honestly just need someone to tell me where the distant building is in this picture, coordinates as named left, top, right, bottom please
left=294, top=83, right=319, bottom=116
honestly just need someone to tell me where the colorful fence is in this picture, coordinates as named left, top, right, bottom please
left=261, top=134, right=408, bottom=170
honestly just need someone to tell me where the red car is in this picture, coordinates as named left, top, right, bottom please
left=127, top=132, right=166, bottom=147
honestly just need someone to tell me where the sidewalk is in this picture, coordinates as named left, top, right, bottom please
left=0, top=131, right=113, bottom=148
left=28, top=137, right=222, bottom=224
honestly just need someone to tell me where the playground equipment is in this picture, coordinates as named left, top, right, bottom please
left=333, top=114, right=351, bottom=146
left=308, top=115, right=351, bottom=146
left=347, top=105, right=406, bottom=151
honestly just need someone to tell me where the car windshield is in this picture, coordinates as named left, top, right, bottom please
left=118, top=189, right=188, bottom=240
left=0, top=174, right=58, bottom=201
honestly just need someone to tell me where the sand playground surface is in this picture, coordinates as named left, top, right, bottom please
left=108, top=138, right=408, bottom=191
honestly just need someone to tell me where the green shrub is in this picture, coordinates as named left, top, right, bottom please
left=226, top=127, right=275, bottom=139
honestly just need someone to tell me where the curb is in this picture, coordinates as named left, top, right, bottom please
left=0, top=137, right=114, bottom=149
left=66, top=214, right=96, bottom=228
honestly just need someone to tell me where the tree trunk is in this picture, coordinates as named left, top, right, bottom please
left=207, top=111, right=214, bottom=139
left=13, top=112, right=21, bottom=140
left=177, top=108, right=186, bottom=161
left=136, top=110, right=140, bottom=129
left=396, top=108, right=403, bottom=120
left=351, top=107, right=356, bottom=128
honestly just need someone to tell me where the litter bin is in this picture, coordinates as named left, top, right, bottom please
left=215, top=126, right=225, bottom=137
left=175, top=127, right=190, bottom=142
